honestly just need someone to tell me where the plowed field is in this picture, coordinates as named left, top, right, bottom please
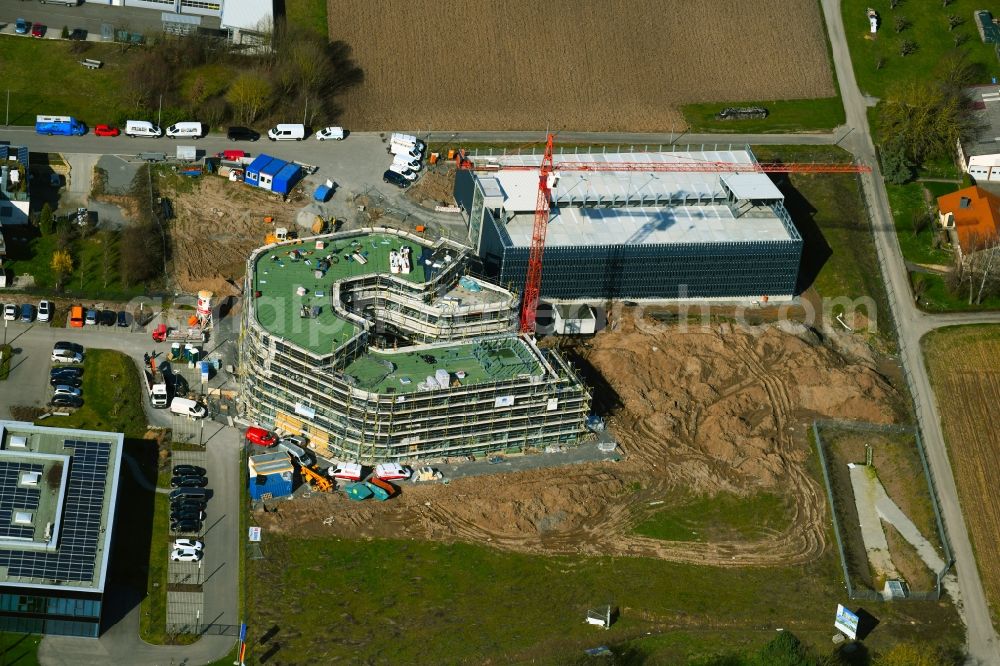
left=329, top=0, right=836, bottom=131
left=924, top=325, right=1000, bottom=626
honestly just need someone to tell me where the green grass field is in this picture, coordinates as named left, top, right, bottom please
left=247, top=533, right=962, bottom=664
left=284, top=0, right=329, bottom=38
left=0, top=37, right=129, bottom=126
left=842, top=0, right=999, bottom=99
left=751, top=146, right=889, bottom=320
left=45, top=349, right=146, bottom=437
left=681, top=97, right=845, bottom=133
left=633, top=493, right=789, bottom=542
left=887, top=182, right=955, bottom=267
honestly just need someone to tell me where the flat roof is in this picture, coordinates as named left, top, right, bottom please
left=720, top=173, right=783, bottom=200
left=505, top=204, right=794, bottom=247
left=482, top=150, right=759, bottom=212
left=341, top=338, right=544, bottom=395
left=0, top=422, right=122, bottom=593
left=253, top=233, right=436, bottom=354
left=964, top=86, right=1000, bottom=158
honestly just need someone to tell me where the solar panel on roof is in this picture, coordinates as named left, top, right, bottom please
left=0, top=441, right=111, bottom=583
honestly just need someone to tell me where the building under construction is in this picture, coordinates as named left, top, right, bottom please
left=454, top=147, right=804, bottom=302
left=238, top=227, right=590, bottom=462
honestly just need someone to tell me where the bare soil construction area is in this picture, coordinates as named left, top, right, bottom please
left=162, top=174, right=307, bottom=295
left=259, top=316, right=906, bottom=568
left=329, top=0, right=835, bottom=131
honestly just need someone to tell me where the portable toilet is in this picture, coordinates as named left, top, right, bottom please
left=199, top=361, right=210, bottom=383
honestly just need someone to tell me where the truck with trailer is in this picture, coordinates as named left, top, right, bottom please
left=144, top=367, right=169, bottom=408
left=35, top=115, right=85, bottom=136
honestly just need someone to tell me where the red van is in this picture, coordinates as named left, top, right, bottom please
left=245, top=427, right=277, bottom=447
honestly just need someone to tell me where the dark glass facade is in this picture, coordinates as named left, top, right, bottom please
left=0, top=587, right=101, bottom=637
left=477, top=209, right=802, bottom=300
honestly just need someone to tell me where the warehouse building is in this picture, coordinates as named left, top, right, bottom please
left=0, top=422, right=123, bottom=638
left=454, top=147, right=803, bottom=302
left=238, top=227, right=591, bottom=462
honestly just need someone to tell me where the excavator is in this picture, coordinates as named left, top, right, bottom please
left=299, top=465, right=333, bottom=492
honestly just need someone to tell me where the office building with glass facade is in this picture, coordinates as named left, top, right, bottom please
left=0, top=423, right=123, bottom=638
left=454, top=148, right=803, bottom=302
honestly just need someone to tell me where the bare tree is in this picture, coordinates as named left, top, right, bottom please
left=900, top=40, right=917, bottom=56
left=947, top=15, right=963, bottom=31
left=894, top=16, right=910, bottom=33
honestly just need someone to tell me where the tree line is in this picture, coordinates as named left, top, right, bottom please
left=121, top=20, right=364, bottom=130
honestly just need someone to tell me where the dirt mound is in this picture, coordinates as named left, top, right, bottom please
left=259, top=316, right=904, bottom=567
left=166, top=176, right=307, bottom=294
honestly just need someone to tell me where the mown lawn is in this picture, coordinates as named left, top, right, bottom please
left=681, top=97, right=845, bottom=133
left=886, top=182, right=954, bottom=267
left=0, top=36, right=128, bottom=127
left=247, top=534, right=962, bottom=664
left=633, top=493, right=789, bottom=542
left=44, top=349, right=146, bottom=437
left=284, top=0, right=329, bottom=38
left=842, top=0, right=999, bottom=99
left=912, top=273, right=1000, bottom=312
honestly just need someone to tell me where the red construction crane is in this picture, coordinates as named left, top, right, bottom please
left=456, top=136, right=871, bottom=334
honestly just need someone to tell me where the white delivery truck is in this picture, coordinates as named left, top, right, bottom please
left=390, top=133, right=425, bottom=152
left=166, top=122, right=203, bottom=139
left=267, top=124, right=306, bottom=141
left=144, top=369, right=169, bottom=408
left=125, top=120, right=163, bottom=138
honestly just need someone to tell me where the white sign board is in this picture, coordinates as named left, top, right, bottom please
left=248, top=526, right=262, bottom=542
left=494, top=396, right=514, bottom=408
left=294, top=403, right=316, bottom=419
left=834, top=604, right=859, bottom=640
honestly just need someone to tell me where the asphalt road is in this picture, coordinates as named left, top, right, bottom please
left=821, top=1, right=1000, bottom=662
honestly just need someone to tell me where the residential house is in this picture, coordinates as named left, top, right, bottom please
left=937, top=186, right=1000, bottom=261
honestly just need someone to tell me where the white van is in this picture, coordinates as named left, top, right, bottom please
left=170, top=397, right=207, bottom=419
left=126, top=120, right=162, bottom=138
left=392, top=155, right=422, bottom=172
left=390, top=137, right=423, bottom=155
left=267, top=124, right=305, bottom=141
left=277, top=436, right=315, bottom=467
left=389, top=143, right=422, bottom=160
left=390, top=133, right=426, bottom=152
left=388, top=163, right=418, bottom=181
left=166, top=122, right=203, bottom=139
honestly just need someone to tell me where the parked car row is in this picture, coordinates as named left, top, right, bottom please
left=170, top=468, right=210, bottom=533
left=68, top=305, right=131, bottom=328
left=382, top=133, right=427, bottom=189
left=50, top=343, right=84, bottom=408
left=2, top=300, right=52, bottom=323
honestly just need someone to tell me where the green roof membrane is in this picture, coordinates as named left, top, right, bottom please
left=342, top=340, right=544, bottom=395
left=253, top=234, right=435, bottom=354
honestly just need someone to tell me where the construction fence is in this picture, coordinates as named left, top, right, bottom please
left=813, top=419, right=953, bottom=602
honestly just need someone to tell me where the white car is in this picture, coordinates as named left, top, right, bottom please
left=170, top=547, right=203, bottom=562
left=52, top=385, right=82, bottom=397
left=392, top=155, right=422, bottom=172
left=2, top=304, right=15, bottom=321
left=173, top=538, right=204, bottom=551
left=51, top=350, right=83, bottom=364
left=37, top=300, right=52, bottom=322
left=315, top=126, right=345, bottom=141
left=388, top=163, right=417, bottom=181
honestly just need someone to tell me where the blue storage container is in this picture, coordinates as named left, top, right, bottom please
left=249, top=472, right=293, bottom=500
